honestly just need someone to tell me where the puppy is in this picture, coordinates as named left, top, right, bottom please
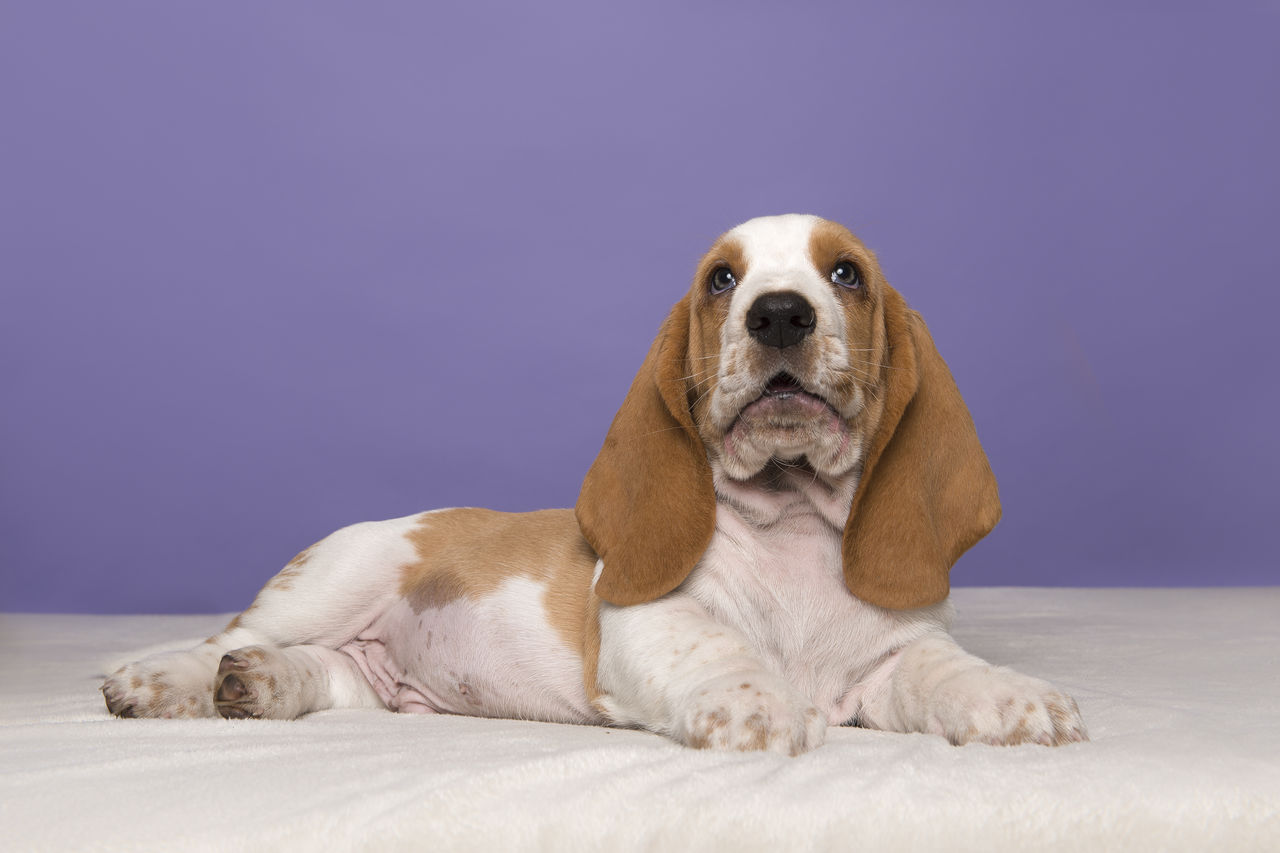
left=103, top=214, right=1086, bottom=755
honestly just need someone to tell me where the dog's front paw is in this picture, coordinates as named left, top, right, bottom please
left=674, top=672, right=826, bottom=756
left=930, top=667, right=1088, bottom=747
left=102, top=650, right=219, bottom=719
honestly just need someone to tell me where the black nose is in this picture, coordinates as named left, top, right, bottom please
left=745, top=291, right=816, bottom=349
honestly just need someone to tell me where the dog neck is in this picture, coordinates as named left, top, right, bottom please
left=710, top=458, right=859, bottom=537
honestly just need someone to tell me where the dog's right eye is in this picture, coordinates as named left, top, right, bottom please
left=710, top=267, right=737, bottom=294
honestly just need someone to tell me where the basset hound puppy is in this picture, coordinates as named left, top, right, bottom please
left=103, top=214, right=1087, bottom=754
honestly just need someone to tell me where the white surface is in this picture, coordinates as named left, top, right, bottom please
left=2, top=588, right=1278, bottom=851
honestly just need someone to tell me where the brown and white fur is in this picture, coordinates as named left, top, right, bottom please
left=103, top=214, right=1086, bottom=755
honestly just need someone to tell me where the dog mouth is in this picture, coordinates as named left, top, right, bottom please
left=724, top=372, right=837, bottom=428
left=761, top=372, right=807, bottom=400
left=720, top=371, right=851, bottom=476
left=757, top=372, right=828, bottom=406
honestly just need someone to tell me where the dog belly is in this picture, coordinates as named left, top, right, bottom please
left=339, top=579, right=601, bottom=725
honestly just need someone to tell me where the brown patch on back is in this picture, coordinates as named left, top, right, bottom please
left=407, top=569, right=471, bottom=611
left=399, top=508, right=604, bottom=698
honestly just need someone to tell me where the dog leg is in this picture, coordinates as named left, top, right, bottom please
left=212, top=644, right=384, bottom=719
left=103, top=514, right=423, bottom=719
left=854, top=633, right=1088, bottom=746
left=595, top=595, right=826, bottom=756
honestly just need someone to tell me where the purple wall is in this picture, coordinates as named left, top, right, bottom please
left=3, top=2, right=1277, bottom=613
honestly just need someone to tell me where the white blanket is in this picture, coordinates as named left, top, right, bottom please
left=2, top=588, right=1278, bottom=851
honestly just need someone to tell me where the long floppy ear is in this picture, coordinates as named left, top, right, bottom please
left=576, top=297, right=716, bottom=606
left=842, top=286, right=1002, bottom=610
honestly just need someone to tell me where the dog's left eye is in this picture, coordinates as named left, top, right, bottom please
left=831, top=261, right=862, bottom=289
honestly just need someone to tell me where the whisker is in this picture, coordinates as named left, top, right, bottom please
left=684, top=373, right=719, bottom=394
left=690, top=381, right=719, bottom=413
left=635, top=424, right=703, bottom=439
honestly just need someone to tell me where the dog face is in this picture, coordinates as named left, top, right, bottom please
left=685, top=214, right=887, bottom=480
left=576, top=214, right=1001, bottom=611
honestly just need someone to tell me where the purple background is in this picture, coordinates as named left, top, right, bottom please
left=3, top=2, right=1278, bottom=613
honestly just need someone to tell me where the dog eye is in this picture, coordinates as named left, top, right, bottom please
left=710, top=267, right=737, bottom=294
left=831, top=261, right=862, bottom=289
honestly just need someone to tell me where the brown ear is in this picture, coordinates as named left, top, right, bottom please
left=842, top=286, right=1002, bottom=610
left=575, top=296, right=716, bottom=606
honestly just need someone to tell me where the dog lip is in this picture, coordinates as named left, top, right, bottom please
left=761, top=372, right=808, bottom=399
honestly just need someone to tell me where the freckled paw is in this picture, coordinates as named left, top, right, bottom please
left=935, top=669, right=1089, bottom=747
left=213, top=646, right=303, bottom=721
left=101, top=652, right=218, bottom=719
left=676, top=673, right=826, bottom=756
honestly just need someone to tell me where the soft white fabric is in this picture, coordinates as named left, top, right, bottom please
left=2, top=588, right=1278, bottom=852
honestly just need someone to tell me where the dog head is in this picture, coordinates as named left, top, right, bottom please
left=576, top=214, right=1000, bottom=610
